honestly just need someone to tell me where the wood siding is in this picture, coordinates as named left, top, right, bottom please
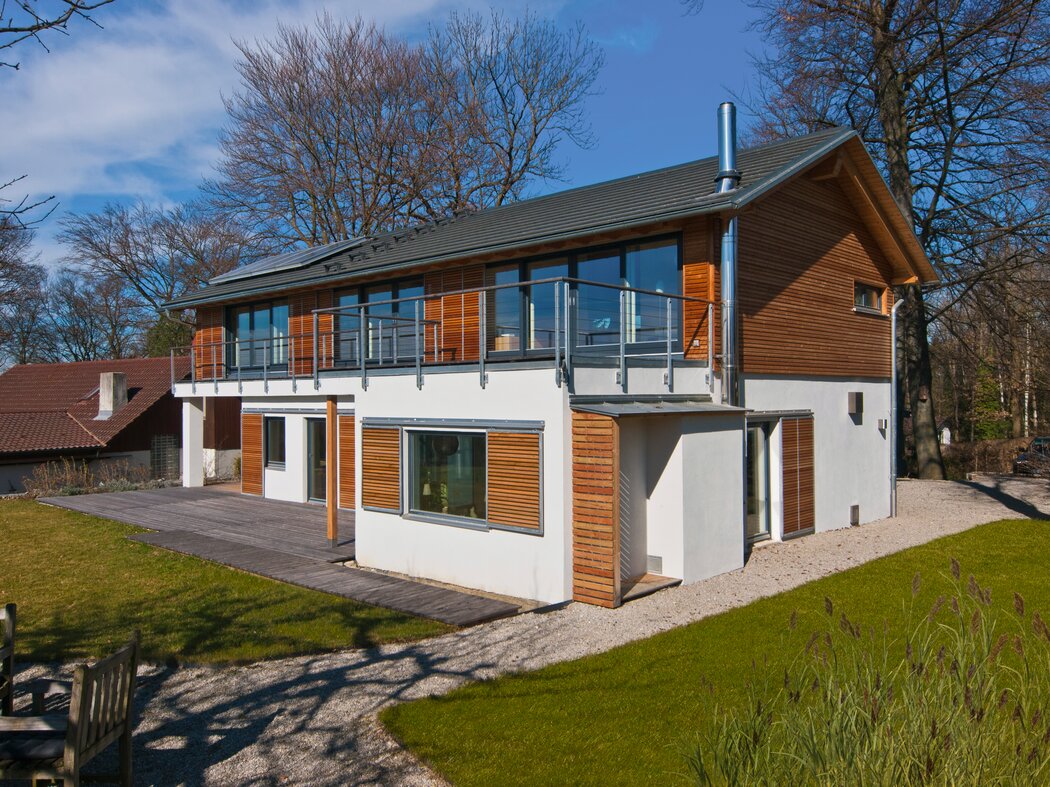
left=361, top=426, right=401, bottom=511
left=289, top=290, right=335, bottom=376
left=487, top=432, right=541, bottom=531
left=682, top=217, right=718, bottom=363
left=240, top=413, right=263, bottom=496
left=781, top=416, right=815, bottom=536
left=571, top=412, right=620, bottom=608
left=423, top=265, right=485, bottom=363
left=193, top=306, right=224, bottom=380
left=739, top=176, right=895, bottom=378
left=338, top=414, right=356, bottom=510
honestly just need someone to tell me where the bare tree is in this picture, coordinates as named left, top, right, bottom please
left=44, top=269, right=137, bottom=361
left=1, top=0, right=114, bottom=68
left=0, top=261, right=48, bottom=366
left=58, top=200, right=268, bottom=322
left=210, top=10, right=603, bottom=248
left=744, top=0, right=1050, bottom=478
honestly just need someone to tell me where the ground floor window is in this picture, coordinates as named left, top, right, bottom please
left=265, top=417, right=286, bottom=467
left=408, top=431, right=486, bottom=521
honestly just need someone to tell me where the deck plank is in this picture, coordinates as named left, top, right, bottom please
left=42, top=487, right=519, bottom=627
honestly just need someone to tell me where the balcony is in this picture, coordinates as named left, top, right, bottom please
left=174, top=278, right=716, bottom=394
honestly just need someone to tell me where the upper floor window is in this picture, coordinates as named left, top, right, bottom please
left=335, top=278, right=424, bottom=364
left=229, top=300, right=289, bottom=368
left=853, top=282, right=885, bottom=314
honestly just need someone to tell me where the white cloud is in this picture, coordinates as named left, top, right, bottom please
left=0, top=0, right=541, bottom=204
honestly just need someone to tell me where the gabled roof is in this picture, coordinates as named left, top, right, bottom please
left=165, top=126, right=935, bottom=310
left=0, top=356, right=189, bottom=455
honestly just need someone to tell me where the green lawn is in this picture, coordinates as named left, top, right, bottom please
left=1, top=500, right=449, bottom=663
left=382, top=518, right=1049, bottom=785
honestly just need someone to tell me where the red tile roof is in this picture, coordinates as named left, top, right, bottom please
left=0, top=356, right=189, bottom=455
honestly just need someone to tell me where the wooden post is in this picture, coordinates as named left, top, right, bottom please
left=326, top=396, right=338, bottom=547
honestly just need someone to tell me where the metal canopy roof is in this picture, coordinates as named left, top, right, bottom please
left=569, top=396, right=745, bottom=418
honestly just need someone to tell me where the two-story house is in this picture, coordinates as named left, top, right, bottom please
left=164, top=104, right=936, bottom=608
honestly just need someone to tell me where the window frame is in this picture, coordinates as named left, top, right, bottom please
left=853, top=281, right=887, bottom=316
left=405, top=428, right=489, bottom=529
left=225, top=298, right=291, bottom=371
left=484, top=232, right=685, bottom=359
left=333, top=276, right=426, bottom=366
left=264, top=416, right=286, bottom=469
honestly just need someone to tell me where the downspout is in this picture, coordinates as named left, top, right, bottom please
left=715, top=102, right=741, bottom=406
left=890, top=298, right=903, bottom=517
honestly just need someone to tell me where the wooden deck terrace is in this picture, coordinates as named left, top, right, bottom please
left=40, top=486, right=520, bottom=627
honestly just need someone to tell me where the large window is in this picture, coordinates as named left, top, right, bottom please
left=484, top=236, right=682, bottom=357
left=408, top=431, right=486, bottom=521
left=265, top=417, right=286, bottom=468
left=335, top=278, right=424, bottom=364
left=229, top=301, right=289, bottom=369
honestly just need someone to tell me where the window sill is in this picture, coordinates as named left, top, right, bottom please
left=265, top=462, right=286, bottom=470
left=852, top=306, right=888, bottom=318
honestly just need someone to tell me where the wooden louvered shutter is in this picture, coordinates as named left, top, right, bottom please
left=571, top=412, right=621, bottom=608
left=241, top=413, right=263, bottom=495
left=193, top=306, right=225, bottom=380
left=361, top=427, right=401, bottom=511
left=487, top=432, right=541, bottom=531
left=338, top=414, right=356, bottom=510
left=781, top=416, right=815, bottom=537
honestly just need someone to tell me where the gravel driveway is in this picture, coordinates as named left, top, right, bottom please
left=15, top=475, right=1050, bottom=785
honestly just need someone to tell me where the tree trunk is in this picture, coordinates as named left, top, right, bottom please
left=901, top=283, right=945, bottom=478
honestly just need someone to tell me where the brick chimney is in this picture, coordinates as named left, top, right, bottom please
left=96, top=372, right=128, bottom=420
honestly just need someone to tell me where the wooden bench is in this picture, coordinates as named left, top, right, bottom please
left=0, top=631, right=139, bottom=786
left=0, top=604, right=13, bottom=717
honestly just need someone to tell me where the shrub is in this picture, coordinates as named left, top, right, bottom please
left=688, top=560, right=1050, bottom=785
left=24, top=457, right=159, bottom=498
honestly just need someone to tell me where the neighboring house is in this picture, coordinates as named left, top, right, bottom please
left=165, top=104, right=937, bottom=608
left=0, top=357, right=238, bottom=493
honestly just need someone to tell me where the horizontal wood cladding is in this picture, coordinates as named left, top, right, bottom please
left=338, top=414, right=356, bottom=510
left=361, top=426, right=401, bottom=511
left=781, top=416, right=815, bottom=536
left=193, top=306, right=225, bottom=380
left=487, top=432, right=541, bottom=531
left=572, top=412, right=620, bottom=608
left=424, top=265, right=485, bottom=363
left=240, top=413, right=263, bottom=496
left=739, top=176, right=895, bottom=378
left=289, top=290, right=335, bottom=375
left=682, top=216, right=718, bottom=363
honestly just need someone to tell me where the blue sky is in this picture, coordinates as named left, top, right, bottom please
left=1, top=0, right=766, bottom=268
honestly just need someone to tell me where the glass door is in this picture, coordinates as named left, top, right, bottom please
left=746, top=424, right=771, bottom=542
left=306, top=418, right=326, bottom=503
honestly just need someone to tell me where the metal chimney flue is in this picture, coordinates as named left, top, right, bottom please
left=715, top=102, right=741, bottom=406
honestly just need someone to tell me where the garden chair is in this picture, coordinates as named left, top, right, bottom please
left=0, top=605, right=13, bottom=716
left=0, top=631, right=139, bottom=786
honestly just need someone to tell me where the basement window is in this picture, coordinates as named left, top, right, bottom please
left=265, top=417, right=286, bottom=468
left=408, top=431, right=486, bottom=522
left=853, top=282, right=886, bottom=315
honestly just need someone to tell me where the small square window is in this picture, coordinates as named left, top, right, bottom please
left=854, top=283, right=884, bottom=313
left=265, top=417, right=286, bottom=467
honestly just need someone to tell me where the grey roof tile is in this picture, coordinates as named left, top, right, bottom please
left=165, top=126, right=854, bottom=310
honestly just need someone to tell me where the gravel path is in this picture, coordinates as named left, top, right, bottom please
left=15, top=476, right=1050, bottom=785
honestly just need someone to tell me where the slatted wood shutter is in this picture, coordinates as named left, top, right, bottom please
left=487, top=432, right=541, bottom=531
left=338, top=414, right=356, bottom=510
left=241, top=413, right=263, bottom=496
left=361, top=426, right=401, bottom=511
left=571, top=412, right=621, bottom=608
left=193, top=306, right=225, bottom=380
left=781, top=416, right=815, bottom=537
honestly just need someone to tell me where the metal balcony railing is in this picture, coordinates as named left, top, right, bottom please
left=174, top=277, right=715, bottom=393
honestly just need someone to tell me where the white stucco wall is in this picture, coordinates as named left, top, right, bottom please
left=353, top=366, right=570, bottom=604
left=203, top=448, right=240, bottom=480
left=743, top=376, right=892, bottom=533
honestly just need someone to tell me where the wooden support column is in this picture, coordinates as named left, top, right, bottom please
left=326, top=396, right=338, bottom=547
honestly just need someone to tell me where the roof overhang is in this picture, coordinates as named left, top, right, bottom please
left=570, top=395, right=745, bottom=418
